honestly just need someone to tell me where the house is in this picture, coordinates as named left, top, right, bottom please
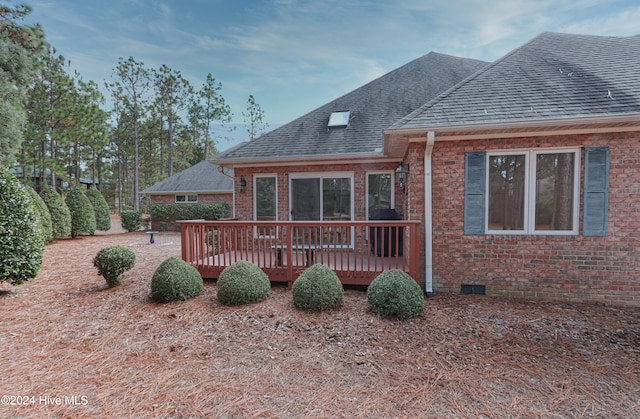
left=383, top=32, right=640, bottom=305
left=142, top=160, right=233, bottom=230
left=212, top=51, right=487, bottom=223
left=186, top=52, right=488, bottom=285
left=187, top=32, right=639, bottom=306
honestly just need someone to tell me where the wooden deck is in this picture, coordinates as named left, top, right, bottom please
left=180, top=220, right=421, bottom=287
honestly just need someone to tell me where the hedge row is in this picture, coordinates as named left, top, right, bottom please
left=150, top=202, right=228, bottom=226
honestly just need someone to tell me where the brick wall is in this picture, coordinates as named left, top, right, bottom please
left=233, top=162, right=404, bottom=221
left=406, top=131, right=640, bottom=306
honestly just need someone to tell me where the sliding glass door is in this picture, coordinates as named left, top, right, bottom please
left=290, top=174, right=352, bottom=221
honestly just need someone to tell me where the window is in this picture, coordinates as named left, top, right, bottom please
left=290, top=174, right=353, bottom=221
left=254, top=175, right=277, bottom=237
left=175, top=194, right=197, bottom=203
left=255, top=176, right=277, bottom=221
left=367, top=172, right=394, bottom=219
left=328, top=111, right=350, bottom=128
left=465, top=148, right=580, bottom=235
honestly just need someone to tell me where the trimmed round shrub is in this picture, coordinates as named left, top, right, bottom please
left=217, top=260, right=270, bottom=306
left=120, top=210, right=141, bottom=232
left=151, top=257, right=203, bottom=302
left=40, top=186, right=71, bottom=239
left=292, top=264, right=344, bottom=311
left=26, top=186, right=53, bottom=243
left=65, top=187, right=96, bottom=238
left=93, top=245, right=135, bottom=287
left=86, top=187, right=111, bottom=231
left=0, top=168, right=45, bottom=285
left=367, top=270, right=424, bottom=320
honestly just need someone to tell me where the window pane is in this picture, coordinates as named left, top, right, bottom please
left=488, top=155, right=525, bottom=230
left=323, top=178, right=351, bottom=221
left=255, top=177, right=276, bottom=221
left=535, top=153, right=574, bottom=231
left=368, top=173, right=392, bottom=217
left=175, top=195, right=186, bottom=202
left=187, top=195, right=198, bottom=202
left=291, top=178, right=320, bottom=220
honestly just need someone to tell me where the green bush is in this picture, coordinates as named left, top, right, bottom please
left=367, top=270, right=424, bottom=320
left=151, top=257, right=203, bottom=302
left=150, top=202, right=228, bottom=227
left=0, top=168, right=45, bottom=285
left=93, top=246, right=135, bottom=287
left=292, top=264, right=344, bottom=311
left=65, top=187, right=96, bottom=238
left=217, top=260, right=270, bottom=306
left=40, top=186, right=71, bottom=239
left=120, top=210, right=141, bottom=232
left=26, top=186, right=52, bottom=243
left=86, top=187, right=111, bottom=231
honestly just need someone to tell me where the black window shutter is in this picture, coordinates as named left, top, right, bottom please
left=583, top=147, right=609, bottom=236
left=464, top=151, right=486, bottom=235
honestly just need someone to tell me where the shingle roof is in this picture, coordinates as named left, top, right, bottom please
left=213, top=52, right=488, bottom=163
left=392, top=32, right=640, bottom=130
left=142, top=161, right=233, bottom=194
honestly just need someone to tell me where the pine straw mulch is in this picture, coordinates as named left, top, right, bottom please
left=1, top=225, right=640, bottom=418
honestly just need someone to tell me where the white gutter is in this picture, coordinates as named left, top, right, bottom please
left=424, top=131, right=435, bottom=296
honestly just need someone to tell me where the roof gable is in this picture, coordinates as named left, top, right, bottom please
left=392, top=32, right=640, bottom=130
left=213, top=52, right=488, bottom=164
left=142, top=161, right=233, bottom=194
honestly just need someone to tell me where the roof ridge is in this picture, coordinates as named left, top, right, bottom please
left=391, top=33, right=549, bottom=129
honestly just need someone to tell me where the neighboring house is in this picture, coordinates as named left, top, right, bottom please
left=142, top=160, right=233, bottom=230
left=8, top=166, right=98, bottom=191
left=383, top=32, right=640, bottom=305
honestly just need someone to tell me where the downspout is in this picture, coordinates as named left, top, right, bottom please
left=217, top=165, right=236, bottom=219
left=424, top=131, right=435, bottom=296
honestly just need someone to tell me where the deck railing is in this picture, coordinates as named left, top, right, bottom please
left=179, top=220, right=421, bottom=287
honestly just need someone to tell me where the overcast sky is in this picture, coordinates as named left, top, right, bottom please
left=24, top=0, right=640, bottom=147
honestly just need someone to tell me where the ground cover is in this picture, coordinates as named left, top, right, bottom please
left=1, top=219, right=639, bottom=417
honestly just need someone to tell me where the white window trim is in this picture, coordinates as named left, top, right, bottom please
left=253, top=174, right=278, bottom=222
left=289, top=172, right=355, bottom=221
left=175, top=194, right=198, bottom=203
left=366, top=170, right=395, bottom=221
left=485, top=147, right=580, bottom=235
left=253, top=174, right=278, bottom=238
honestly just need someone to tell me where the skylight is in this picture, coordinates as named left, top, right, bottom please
left=328, top=111, right=350, bottom=127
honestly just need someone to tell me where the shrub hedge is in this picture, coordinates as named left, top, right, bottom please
left=26, top=186, right=52, bottom=243
left=151, top=257, right=203, bottom=302
left=292, top=264, right=344, bottom=311
left=120, top=210, right=141, bottom=232
left=65, top=187, right=96, bottom=238
left=150, top=202, right=228, bottom=229
left=217, top=260, right=271, bottom=306
left=40, top=186, right=71, bottom=239
left=86, top=187, right=111, bottom=231
left=367, top=270, right=424, bottom=320
left=0, top=168, right=45, bottom=285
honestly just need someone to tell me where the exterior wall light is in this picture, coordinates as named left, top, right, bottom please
left=238, top=176, right=247, bottom=193
left=395, top=163, right=409, bottom=192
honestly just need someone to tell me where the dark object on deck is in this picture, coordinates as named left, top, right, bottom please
left=461, top=284, right=486, bottom=295
left=369, top=208, right=403, bottom=257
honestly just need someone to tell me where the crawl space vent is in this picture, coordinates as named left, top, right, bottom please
left=460, top=284, right=486, bottom=295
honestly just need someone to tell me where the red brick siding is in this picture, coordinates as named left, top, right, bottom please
left=407, top=131, right=640, bottom=306
left=234, top=163, right=404, bottom=221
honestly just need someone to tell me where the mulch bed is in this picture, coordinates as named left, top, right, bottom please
left=1, top=220, right=639, bottom=418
